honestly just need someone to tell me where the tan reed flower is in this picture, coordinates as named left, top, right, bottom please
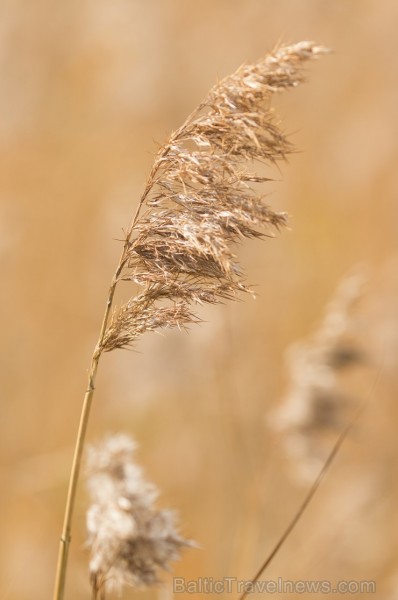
left=86, top=435, right=190, bottom=598
left=101, top=42, right=330, bottom=352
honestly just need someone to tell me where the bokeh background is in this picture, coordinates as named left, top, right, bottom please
left=1, top=1, right=398, bottom=598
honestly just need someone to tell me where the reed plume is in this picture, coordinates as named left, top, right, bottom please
left=86, top=435, right=189, bottom=598
left=102, top=41, right=329, bottom=351
left=53, top=41, right=328, bottom=600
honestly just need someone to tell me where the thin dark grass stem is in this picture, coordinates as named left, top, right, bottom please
left=238, top=406, right=364, bottom=600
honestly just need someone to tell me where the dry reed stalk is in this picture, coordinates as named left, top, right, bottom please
left=238, top=406, right=362, bottom=600
left=53, top=41, right=328, bottom=600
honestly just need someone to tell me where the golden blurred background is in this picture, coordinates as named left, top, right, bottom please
left=1, top=1, right=398, bottom=598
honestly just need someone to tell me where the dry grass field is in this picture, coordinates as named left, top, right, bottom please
left=1, top=1, right=398, bottom=599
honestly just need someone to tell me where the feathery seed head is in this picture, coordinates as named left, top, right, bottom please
left=102, top=42, right=329, bottom=351
left=86, top=434, right=191, bottom=598
left=271, top=268, right=367, bottom=481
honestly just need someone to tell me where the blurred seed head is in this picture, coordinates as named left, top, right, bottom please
left=86, top=434, right=191, bottom=598
left=271, top=268, right=367, bottom=481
